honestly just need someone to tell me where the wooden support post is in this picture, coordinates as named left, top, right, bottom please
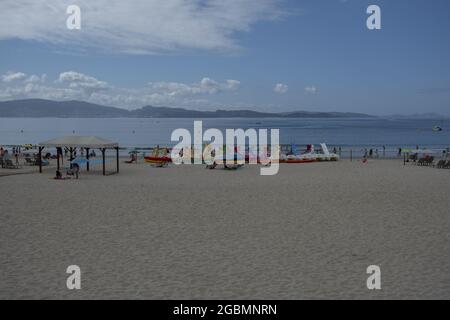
left=102, top=148, right=106, bottom=176
left=116, top=147, right=120, bottom=173
left=86, top=148, right=90, bottom=172
left=39, top=147, right=43, bottom=173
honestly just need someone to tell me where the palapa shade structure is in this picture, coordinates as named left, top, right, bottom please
left=38, top=136, right=119, bottom=176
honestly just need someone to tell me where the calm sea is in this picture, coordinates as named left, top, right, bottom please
left=0, top=118, right=449, bottom=151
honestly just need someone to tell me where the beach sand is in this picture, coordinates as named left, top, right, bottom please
left=0, top=159, right=449, bottom=299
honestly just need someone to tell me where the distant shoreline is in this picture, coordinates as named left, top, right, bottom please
left=1, top=99, right=448, bottom=119
left=0, top=99, right=375, bottom=119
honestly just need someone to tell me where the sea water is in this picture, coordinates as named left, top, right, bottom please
left=0, top=118, right=449, bottom=151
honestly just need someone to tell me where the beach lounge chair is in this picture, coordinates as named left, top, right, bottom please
left=444, top=160, right=450, bottom=169
left=125, top=153, right=137, bottom=164
left=417, top=157, right=434, bottom=166
left=224, top=164, right=244, bottom=170
left=24, top=157, right=36, bottom=166
left=409, top=154, right=418, bottom=162
left=4, top=159, right=19, bottom=169
left=435, top=160, right=446, bottom=168
left=151, top=161, right=168, bottom=168
left=206, top=162, right=218, bottom=170
left=35, top=158, right=50, bottom=167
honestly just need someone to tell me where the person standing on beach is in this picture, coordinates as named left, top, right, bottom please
left=71, top=163, right=80, bottom=179
left=14, top=151, right=19, bottom=166
left=362, top=151, right=368, bottom=163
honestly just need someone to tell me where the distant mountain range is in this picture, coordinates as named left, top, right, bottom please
left=0, top=99, right=374, bottom=118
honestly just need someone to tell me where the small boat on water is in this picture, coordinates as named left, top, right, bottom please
left=432, top=125, right=443, bottom=132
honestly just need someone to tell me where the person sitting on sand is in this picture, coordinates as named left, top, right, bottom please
left=362, top=152, right=368, bottom=163
left=205, top=150, right=218, bottom=169
left=125, top=153, right=137, bottom=164
left=67, top=163, right=80, bottom=179
left=55, top=170, right=63, bottom=179
left=73, top=163, right=80, bottom=179
left=54, top=170, right=71, bottom=180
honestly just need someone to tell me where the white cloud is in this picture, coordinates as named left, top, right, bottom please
left=305, top=86, right=317, bottom=94
left=149, top=77, right=240, bottom=97
left=0, top=71, right=241, bottom=109
left=199, top=77, right=221, bottom=94
left=25, top=74, right=47, bottom=84
left=274, top=83, right=288, bottom=94
left=58, top=71, right=109, bottom=96
left=0, top=0, right=283, bottom=54
left=1, top=71, right=27, bottom=82
left=226, top=80, right=241, bottom=90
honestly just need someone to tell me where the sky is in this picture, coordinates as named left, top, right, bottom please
left=0, top=0, right=450, bottom=116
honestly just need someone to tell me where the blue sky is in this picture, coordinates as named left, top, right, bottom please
left=1, top=0, right=450, bottom=115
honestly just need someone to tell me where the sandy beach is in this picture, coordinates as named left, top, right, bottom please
left=0, top=159, right=449, bottom=299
